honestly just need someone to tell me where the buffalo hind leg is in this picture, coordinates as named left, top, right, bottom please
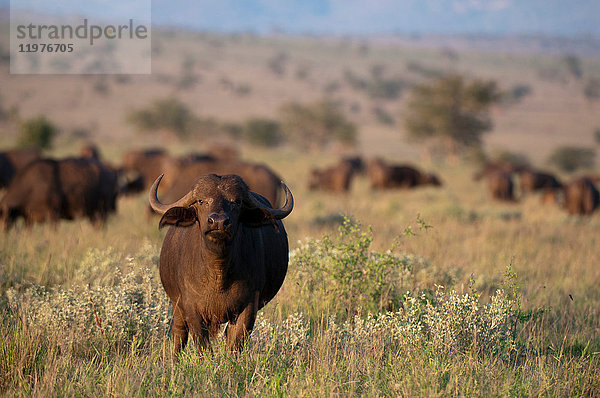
left=172, top=305, right=189, bottom=355
left=225, top=291, right=259, bottom=352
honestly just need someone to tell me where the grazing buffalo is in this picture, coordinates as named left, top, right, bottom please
left=149, top=173, right=293, bottom=353
left=0, top=148, right=41, bottom=188
left=564, top=177, right=599, bottom=215
left=0, top=157, right=118, bottom=229
left=473, top=161, right=525, bottom=182
left=159, top=159, right=283, bottom=209
left=308, top=161, right=354, bottom=193
left=121, top=149, right=172, bottom=191
left=368, top=158, right=442, bottom=189
left=339, top=155, right=365, bottom=175
left=519, top=169, right=562, bottom=193
left=80, top=143, right=101, bottom=160
left=488, top=170, right=515, bottom=202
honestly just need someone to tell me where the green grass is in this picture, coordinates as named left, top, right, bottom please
left=1, top=151, right=599, bottom=396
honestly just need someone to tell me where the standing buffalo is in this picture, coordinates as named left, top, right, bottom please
left=149, top=173, right=294, bottom=353
left=308, top=161, right=354, bottom=193
left=0, top=157, right=118, bottom=229
left=488, top=170, right=515, bottom=202
left=0, top=148, right=41, bottom=188
left=368, top=158, right=442, bottom=189
left=159, top=159, right=283, bottom=209
left=519, top=169, right=562, bottom=193
left=564, top=177, right=599, bottom=215
left=121, top=149, right=173, bottom=191
left=472, top=161, right=527, bottom=182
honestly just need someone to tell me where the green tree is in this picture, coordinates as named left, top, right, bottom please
left=404, top=74, right=501, bottom=161
left=18, top=116, right=57, bottom=149
left=279, top=100, right=357, bottom=150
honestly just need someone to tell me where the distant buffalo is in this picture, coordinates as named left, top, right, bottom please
left=488, top=170, right=515, bottom=202
left=473, top=161, right=526, bottom=182
left=121, top=148, right=172, bottom=192
left=0, top=148, right=41, bottom=188
left=0, top=157, right=118, bottom=229
left=158, top=159, right=283, bottom=209
left=564, top=177, right=599, bottom=216
left=368, top=158, right=442, bottom=190
left=519, top=169, right=562, bottom=193
left=308, top=160, right=355, bottom=193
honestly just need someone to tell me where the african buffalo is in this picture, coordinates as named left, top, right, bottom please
left=308, top=161, right=354, bottom=193
left=159, top=159, right=283, bottom=209
left=121, top=149, right=173, bottom=191
left=519, top=169, right=562, bottom=193
left=564, top=177, right=599, bottom=215
left=149, top=173, right=293, bottom=353
left=0, top=157, right=118, bottom=229
left=0, top=148, right=41, bottom=188
left=368, top=158, right=442, bottom=189
left=488, top=170, right=515, bottom=201
left=473, top=161, right=526, bottom=182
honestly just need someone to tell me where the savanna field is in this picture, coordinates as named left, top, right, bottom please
left=1, top=30, right=600, bottom=396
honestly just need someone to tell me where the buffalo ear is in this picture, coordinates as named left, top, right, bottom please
left=240, top=207, right=273, bottom=227
left=159, top=207, right=197, bottom=230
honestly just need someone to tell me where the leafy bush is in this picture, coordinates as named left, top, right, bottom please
left=373, top=106, right=395, bottom=125
left=279, top=100, right=357, bottom=150
left=243, top=118, right=284, bottom=147
left=127, top=98, right=216, bottom=139
left=18, top=115, right=57, bottom=149
left=548, top=146, right=596, bottom=172
left=287, top=218, right=428, bottom=316
left=584, top=79, right=600, bottom=101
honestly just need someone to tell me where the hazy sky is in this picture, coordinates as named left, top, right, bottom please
left=6, top=0, right=600, bottom=37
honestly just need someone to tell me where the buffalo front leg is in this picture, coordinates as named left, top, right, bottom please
left=226, top=291, right=259, bottom=352
left=172, top=305, right=189, bottom=355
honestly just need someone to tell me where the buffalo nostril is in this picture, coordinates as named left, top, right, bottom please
left=207, top=217, right=215, bottom=225
left=223, top=217, right=231, bottom=227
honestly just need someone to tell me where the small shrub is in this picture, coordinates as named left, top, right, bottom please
left=287, top=218, right=429, bottom=316
left=594, top=128, right=600, bottom=145
left=548, top=146, right=596, bottom=172
left=127, top=98, right=199, bottom=139
left=243, top=118, right=284, bottom=147
left=373, top=106, right=395, bottom=125
left=366, top=78, right=405, bottom=100
left=584, top=79, right=600, bottom=101
left=18, top=116, right=57, bottom=149
left=279, top=100, right=357, bottom=150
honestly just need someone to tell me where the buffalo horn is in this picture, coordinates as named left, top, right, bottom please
left=253, top=182, right=294, bottom=219
left=148, top=174, right=196, bottom=214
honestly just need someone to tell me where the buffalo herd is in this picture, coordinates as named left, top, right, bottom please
left=1, top=147, right=599, bottom=231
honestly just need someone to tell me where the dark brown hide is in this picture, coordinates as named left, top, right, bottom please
left=0, top=148, right=41, bottom=188
left=150, top=174, right=293, bottom=354
left=0, top=157, right=118, bottom=229
left=473, top=161, right=525, bottom=182
left=160, top=159, right=282, bottom=208
left=564, top=178, right=599, bottom=215
left=367, top=158, right=442, bottom=189
left=308, top=161, right=354, bottom=193
left=519, top=170, right=562, bottom=193
left=121, top=149, right=172, bottom=191
left=488, top=170, right=515, bottom=201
